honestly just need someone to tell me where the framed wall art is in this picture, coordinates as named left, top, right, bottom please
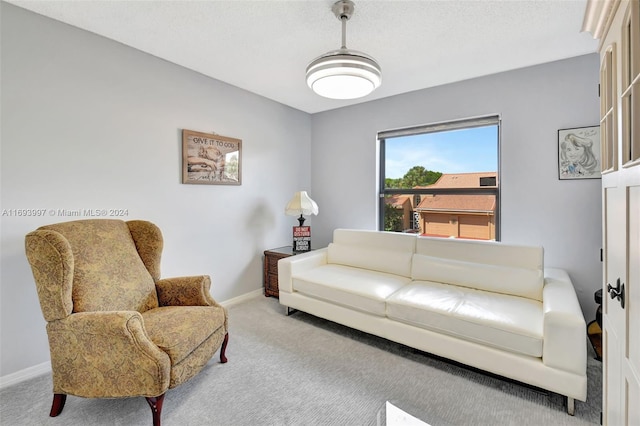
left=558, top=125, right=601, bottom=180
left=182, top=129, right=242, bottom=185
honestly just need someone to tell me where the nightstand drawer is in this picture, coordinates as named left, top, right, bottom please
left=263, top=246, right=295, bottom=298
left=265, top=273, right=279, bottom=297
left=266, top=256, right=280, bottom=274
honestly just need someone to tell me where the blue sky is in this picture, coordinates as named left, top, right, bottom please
left=384, top=125, right=498, bottom=179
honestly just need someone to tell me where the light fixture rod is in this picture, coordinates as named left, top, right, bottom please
left=332, top=0, right=354, bottom=49
left=341, top=16, right=347, bottom=49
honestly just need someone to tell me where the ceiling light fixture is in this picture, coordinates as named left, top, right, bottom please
left=306, top=0, right=382, bottom=100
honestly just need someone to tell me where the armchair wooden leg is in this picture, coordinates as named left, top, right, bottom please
left=145, top=394, right=165, bottom=426
left=220, top=332, right=229, bottom=363
left=49, top=393, right=67, bottom=417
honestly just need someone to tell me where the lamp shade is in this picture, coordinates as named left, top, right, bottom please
left=285, top=191, right=319, bottom=216
left=306, top=49, right=382, bottom=99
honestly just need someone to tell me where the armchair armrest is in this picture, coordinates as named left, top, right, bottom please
left=47, top=311, right=170, bottom=398
left=278, top=248, right=328, bottom=293
left=156, top=275, right=221, bottom=307
left=542, top=268, right=587, bottom=375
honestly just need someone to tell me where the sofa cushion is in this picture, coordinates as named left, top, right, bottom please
left=328, top=229, right=417, bottom=277
left=411, top=254, right=544, bottom=301
left=415, top=236, right=543, bottom=269
left=386, top=281, right=543, bottom=357
left=413, top=237, right=544, bottom=301
left=142, top=305, right=226, bottom=366
left=292, top=264, right=411, bottom=316
left=328, top=243, right=414, bottom=278
left=333, top=228, right=417, bottom=251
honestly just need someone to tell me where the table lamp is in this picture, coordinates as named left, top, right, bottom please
left=285, top=191, right=318, bottom=251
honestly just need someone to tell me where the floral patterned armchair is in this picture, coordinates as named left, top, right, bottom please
left=25, top=219, right=229, bottom=426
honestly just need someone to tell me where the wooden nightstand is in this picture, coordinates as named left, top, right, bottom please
left=263, top=246, right=296, bottom=297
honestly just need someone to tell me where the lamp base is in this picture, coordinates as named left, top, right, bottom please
left=293, top=226, right=311, bottom=252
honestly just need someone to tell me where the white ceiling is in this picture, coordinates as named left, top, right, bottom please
left=8, top=0, right=598, bottom=114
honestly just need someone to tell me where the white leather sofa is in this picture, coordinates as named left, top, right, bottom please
left=278, top=229, right=587, bottom=414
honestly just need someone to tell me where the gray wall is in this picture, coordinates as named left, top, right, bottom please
left=310, top=54, right=602, bottom=320
left=0, top=3, right=310, bottom=377
left=1, top=2, right=601, bottom=379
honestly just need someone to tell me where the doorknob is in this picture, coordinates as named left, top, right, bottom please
left=607, top=279, right=620, bottom=296
left=607, top=278, right=626, bottom=309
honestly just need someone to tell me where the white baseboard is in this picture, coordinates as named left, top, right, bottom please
left=0, top=288, right=263, bottom=389
left=220, top=288, right=263, bottom=307
left=0, top=361, right=51, bottom=390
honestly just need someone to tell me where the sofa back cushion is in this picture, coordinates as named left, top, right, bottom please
left=327, top=229, right=416, bottom=277
left=412, top=237, right=544, bottom=301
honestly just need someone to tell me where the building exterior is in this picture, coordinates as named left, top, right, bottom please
left=415, top=193, right=496, bottom=240
left=386, top=172, right=497, bottom=240
left=383, top=194, right=413, bottom=231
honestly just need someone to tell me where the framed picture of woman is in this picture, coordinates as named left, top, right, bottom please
left=558, top=126, right=601, bottom=180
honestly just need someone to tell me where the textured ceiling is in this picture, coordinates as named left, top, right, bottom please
left=8, top=0, right=598, bottom=114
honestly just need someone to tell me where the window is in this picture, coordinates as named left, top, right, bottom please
left=378, top=115, right=500, bottom=240
left=621, top=1, right=640, bottom=166
left=600, top=46, right=617, bottom=172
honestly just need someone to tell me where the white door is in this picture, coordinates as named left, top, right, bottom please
left=599, top=1, right=640, bottom=424
left=602, top=183, right=640, bottom=425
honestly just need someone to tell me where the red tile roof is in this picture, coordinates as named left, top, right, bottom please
left=416, top=194, right=496, bottom=213
left=384, top=194, right=411, bottom=208
left=418, top=172, right=497, bottom=189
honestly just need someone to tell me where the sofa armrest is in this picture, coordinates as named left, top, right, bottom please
left=47, top=311, right=170, bottom=397
left=542, top=268, right=587, bottom=375
left=156, top=275, right=221, bottom=307
left=278, top=248, right=328, bottom=293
